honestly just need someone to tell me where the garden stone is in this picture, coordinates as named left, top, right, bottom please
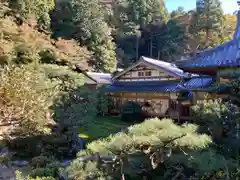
left=57, top=170, right=68, bottom=180
left=61, top=159, right=71, bottom=167
left=0, top=164, right=8, bottom=169
left=0, top=147, right=8, bottom=156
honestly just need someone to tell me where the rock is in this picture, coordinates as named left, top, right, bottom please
left=57, top=169, right=68, bottom=180
left=61, top=160, right=71, bottom=167
left=72, top=137, right=86, bottom=151
left=0, top=164, right=8, bottom=169
left=11, top=160, right=29, bottom=167
left=0, top=147, right=8, bottom=156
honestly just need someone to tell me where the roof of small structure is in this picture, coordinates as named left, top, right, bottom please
left=177, top=11, right=240, bottom=70
left=86, top=72, right=112, bottom=84
left=106, top=76, right=215, bottom=93
left=181, top=76, right=214, bottom=90
left=113, top=56, right=189, bottom=79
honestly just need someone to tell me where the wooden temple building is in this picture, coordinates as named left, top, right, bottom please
left=105, top=11, right=240, bottom=121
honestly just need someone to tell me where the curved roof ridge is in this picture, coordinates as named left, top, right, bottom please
left=234, top=10, right=240, bottom=39
left=141, top=56, right=185, bottom=76
left=178, top=9, right=240, bottom=70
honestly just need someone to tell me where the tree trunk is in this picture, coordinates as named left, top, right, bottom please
left=205, top=28, right=209, bottom=45
left=157, top=49, right=160, bottom=60
left=136, top=35, right=139, bottom=61
left=150, top=34, right=153, bottom=58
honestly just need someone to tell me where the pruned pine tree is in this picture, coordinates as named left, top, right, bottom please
left=66, top=118, right=236, bottom=180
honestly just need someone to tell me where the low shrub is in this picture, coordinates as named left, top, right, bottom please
left=16, top=170, right=55, bottom=180
left=120, top=101, right=146, bottom=123
left=30, top=156, right=51, bottom=168
left=30, top=161, right=61, bottom=178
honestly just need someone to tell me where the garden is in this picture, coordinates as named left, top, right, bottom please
left=1, top=0, right=240, bottom=179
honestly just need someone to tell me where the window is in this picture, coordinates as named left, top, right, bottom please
left=145, top=71, right=152, bottom=76
left=138, top=71, right=144, bottom=77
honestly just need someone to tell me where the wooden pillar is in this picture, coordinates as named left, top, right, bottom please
left=177, top=101, right=180, bottom=124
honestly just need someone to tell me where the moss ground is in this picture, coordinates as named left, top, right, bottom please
left=78, top=116, right=129, bottom=141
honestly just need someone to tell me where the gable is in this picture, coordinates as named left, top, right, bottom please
left=84, top=74, right=97, bottom=84
left=116, top=63, right=180, bottom=81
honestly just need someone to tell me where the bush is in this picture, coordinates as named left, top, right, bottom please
left=67, top=118, right=221, bottom=180
left=30, top=161, right=61, bottom=178
left=30, top=156, right=51, bottom=168
left=192, top=97, right=239, bottom=138
left=0, top=65, right=56, bottom=138
left=120, top=101, right=146, bottom=122
left=96, top=86, right=113, bottom=116
left=16, top=170, right=55, bottom=180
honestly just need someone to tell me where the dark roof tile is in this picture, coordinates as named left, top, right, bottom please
left=178, top=11, right=240, bottom=69
left=105, top=77, right=214, bottom=93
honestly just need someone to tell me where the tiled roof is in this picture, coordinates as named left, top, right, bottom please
left=182, top=76, right=215, bottom=90
left=105, top=77, right=215, bottom=93
left=106, top=80, right=183, bottom=93
left=177, top=11, right=240, bottom=69
left=178, top=39, right=240, bottom=69
left=113, top=56, right=189, bottom=80
left=86, top=72, right=112, bottom=84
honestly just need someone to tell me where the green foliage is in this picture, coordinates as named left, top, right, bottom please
left=196, top=0, right=224, bottom=32
left=0, top=65, right=56, bottom=137
left=30, top=156, right=51, bottom=168
left=51, top=87, right=97, bottom=128
left=15, top=170, right=55, bottom=180
left=188, top=0, right=225, bottom=51
left=96, top=86, right=113, bottom=115
left=192, top=98, right=227, bottom=125
left=51, top=0, right=117, bottom=73
left=67, top=118, right=215, bottom=179
left=120, top=101, right=145, bottom=122
left=67, top=161, right=108, bottom=180
left=8, top=0, right=55, bottom=29
left=30, top=162, right=61, bottom=178
left=113, top=0, right=168, bottom=64
left=40, top=64, right=85, bottom=92
left=124, top=0, right=163, bottom=26
left=0, top=15, right=91, bottom=68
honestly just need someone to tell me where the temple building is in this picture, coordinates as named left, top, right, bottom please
left=106, top=56, right=215, bottom=121
left=104, top=9, right=240, bottom=121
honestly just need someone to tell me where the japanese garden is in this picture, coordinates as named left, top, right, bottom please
left=1, top=0, right=240, bottom=179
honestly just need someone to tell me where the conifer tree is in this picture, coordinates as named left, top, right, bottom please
left=195, top=0, right=224, bottom=44
left=51, top=0, right=117, bottom=73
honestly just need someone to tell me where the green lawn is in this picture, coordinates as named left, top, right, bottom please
left=78, top=116, right=129, bottom=141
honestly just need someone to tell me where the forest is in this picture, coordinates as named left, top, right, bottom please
left=0, top=0, right=240, bottom=179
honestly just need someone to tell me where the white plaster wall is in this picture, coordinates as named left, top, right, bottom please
left=84, top=75, right=96, bottom=84
left=118, top=68, right=177, bottom=82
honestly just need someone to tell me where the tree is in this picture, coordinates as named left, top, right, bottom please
left=67, top=118, right=237, bottom=179
left=113, top=0, right=168, bottom=65
left=170, top=7, right=185, bottom=18
left=186, top=3, right=228, bottom=55
left=51, top=0, right=117, bottom=73
left=7, top=0, right=55, bottom=29
left=0, top=65, right=56, bottom=137
left=195, top=0, right=224, bottom=44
